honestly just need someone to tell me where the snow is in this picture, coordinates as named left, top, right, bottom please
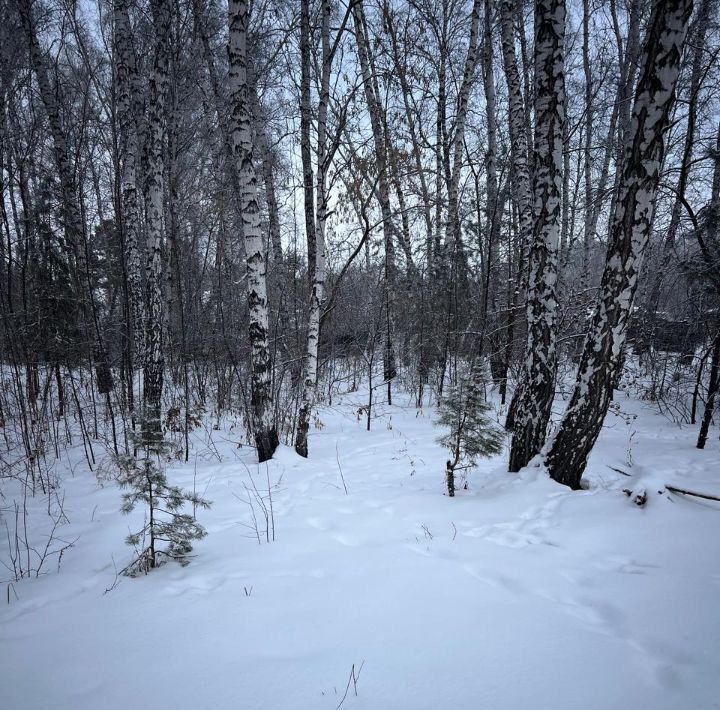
left=2, top=386, right=720, bottom=710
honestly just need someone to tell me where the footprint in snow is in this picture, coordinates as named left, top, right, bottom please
left=462, top=564, right=524, bottom=594
left=306, top=517, right=332, bottom=531
left=332, top=532, right=364, bottom=547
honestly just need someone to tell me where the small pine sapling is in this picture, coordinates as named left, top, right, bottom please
left=116, top=440, right=210, bottom=576
left=435, top=362, right=504, bottom=496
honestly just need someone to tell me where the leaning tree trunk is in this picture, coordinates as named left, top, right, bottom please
left=696, top=121, right=720, bottom=449
left=499, top=0, right=534, bottom=430
left=228, top=0, right=278, bottom=462
left=142, top=0, right=172, bottom=446
left=508, top=0, right=565, bottom=472
left=697, top=331, right=720, bottom=450
left=545, top=0, right=694, bottom=489
left=295, top=0, right=330, bottom=458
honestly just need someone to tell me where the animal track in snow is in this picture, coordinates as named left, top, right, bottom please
left=461, top=496, right=565, bottom=548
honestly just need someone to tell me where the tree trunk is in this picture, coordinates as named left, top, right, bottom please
left=545, top=0, right=693, bottom=489
left=142, top=0, right=172, bottom=446
left=500, top=0, right=534, bottom=430
left=299, top=0, right=316, bottom=287
left=445, top=0, right=482, bottom=256
left=296, top=0, right=331, bottom=458
left=114, top=0, right=146, bottom=366
left=353, top=3, right=397, bottom=404
left=697, top=331, right=720, bottom=449
left=482, top=0, right=504, bottom=375
left=228, top=0, right=278, bottom=462
left=507, top=0, right=565, bottom=472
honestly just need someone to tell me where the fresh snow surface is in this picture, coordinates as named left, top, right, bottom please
left=2, top=388, right=720, bottom=710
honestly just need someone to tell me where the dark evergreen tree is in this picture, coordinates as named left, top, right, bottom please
left=116, top=442, right=210, bottom=576
left=435, top=362, right=504, bottom=496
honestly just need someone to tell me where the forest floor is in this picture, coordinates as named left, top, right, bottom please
left=2, top=383, right=720, bottom=710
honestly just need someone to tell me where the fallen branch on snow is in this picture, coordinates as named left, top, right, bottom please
left=665, top=485, right=720, bottom=503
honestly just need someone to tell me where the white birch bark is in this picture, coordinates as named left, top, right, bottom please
left=295, top=0, right=331, bottom=458
left=113, top=0, right=146, bottom=365
left=228, top=0, right=278, bottom=462
left=508, top=0, right=565, bottom=472
left=299, top=0, right=316, bottom=286
left=500, top=0, right=535, bottom=431
left=142, top=0, right=172, bottom=445
left=499, top=0, right=533, bottom=266
left=545, top=0, right=693, bottom=489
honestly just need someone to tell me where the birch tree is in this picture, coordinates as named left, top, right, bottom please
left=295, top=0, right=330, bottom=458
left=500, top=0, right=534, bottom=430
left=228, top=0, right=278, bottom=462
left=113, top=0, right=145, bottom=367
left=142, top=0, right=172, bottom=445
left=508, top=0, right=565, bottom=472
left=545, top=0, right=694, bottom=489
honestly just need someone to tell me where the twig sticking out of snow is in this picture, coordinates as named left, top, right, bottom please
left=336, top=661, right=364, bottom=710
left=335, top=442, right=348, bottom=495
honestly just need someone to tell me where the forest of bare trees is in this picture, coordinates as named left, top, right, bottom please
left=1, top=0, right=719, bottom=499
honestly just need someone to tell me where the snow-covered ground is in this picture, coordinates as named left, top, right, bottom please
left=2, top=387, right=719, bottom=710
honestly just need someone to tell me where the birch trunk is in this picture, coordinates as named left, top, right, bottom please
left=142, top=0, right=172, bottom=445
left=299, top=0, right=316, bottom=287
left=113, top=0, right=145, bottom=365
left=295, top=0, right=331, bottom=458
left=500, top=0, right=534, bottom=430
left=545, top=0, right=693, bottom=489
left=499, top=0, right=533, bottom=263
left=508, top=0, right=565, bottom=472
left=228, top=0, right=278, bottom=462
left=193, top=0, right=244, bottom=269
left=482, top=0, right=503, bottom=374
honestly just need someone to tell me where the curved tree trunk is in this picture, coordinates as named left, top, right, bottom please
left=545, top=0, right=694, bottom=489
left=697, top=331, right=720, bottom=450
